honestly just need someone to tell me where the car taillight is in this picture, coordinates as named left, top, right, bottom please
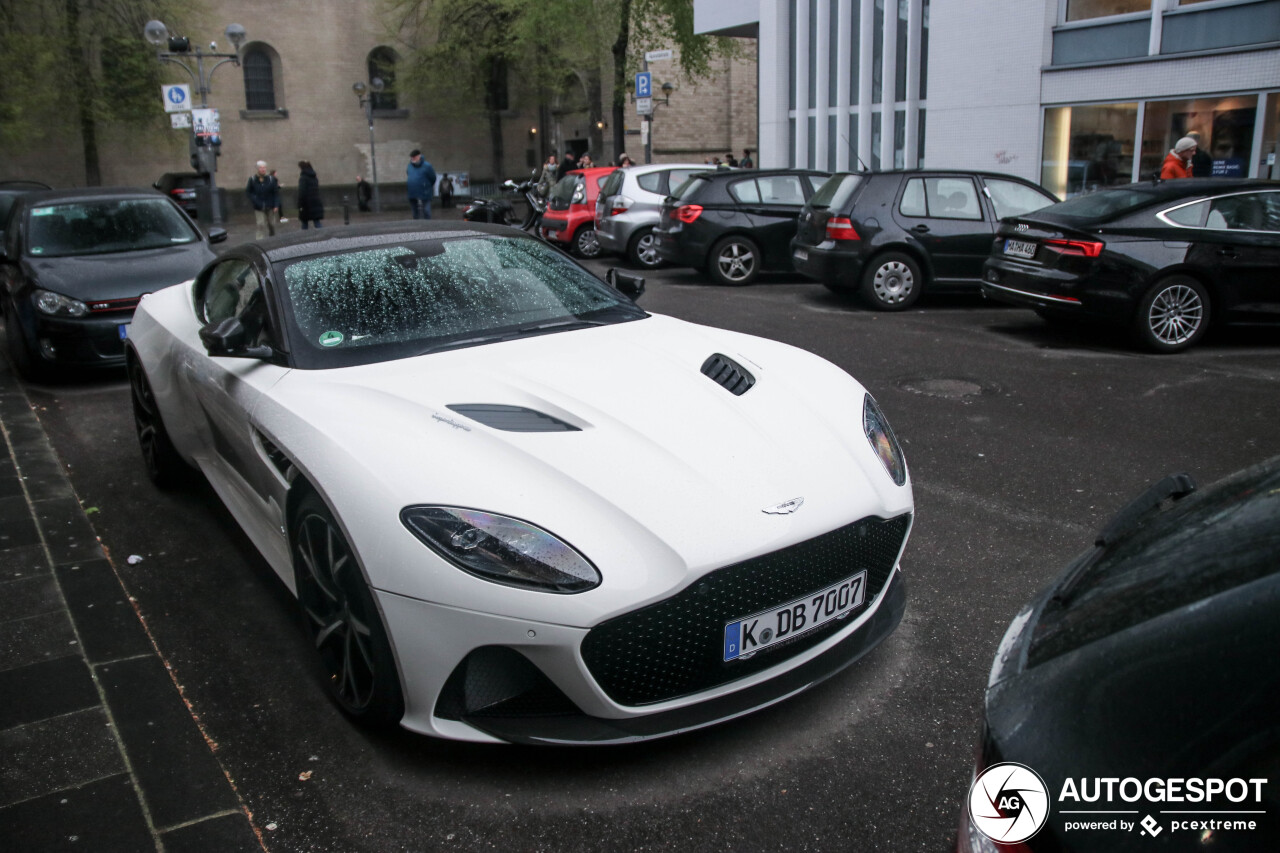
left=825, top=216, right=860, bottom=241
left=1044, top=238, right=1103, bottom=257
left=674, top=204, right=703, bottom=224
left=608, top=195, right=633, bottom=217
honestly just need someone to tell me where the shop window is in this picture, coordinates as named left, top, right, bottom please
left=1065, top=0, right=1149, bottom=22
left=242, top=45, right=279, bottom=111
left=1041, top=103, right=1137, bottom=199
left=1140, top=96, right=1258, bottom=180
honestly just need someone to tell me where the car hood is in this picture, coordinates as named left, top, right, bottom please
left=263, top=314, right=913, bottom=613
left=24, top=242, right=214, bottom=302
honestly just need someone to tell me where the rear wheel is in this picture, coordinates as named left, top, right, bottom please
left=709, top=235, right=760, bottom=286
left=128, top=357, right=188, bottom=488
left=574, top=227, right=602, bottom=259
left=1133, top=276, right=1209, bottom=353
left=860, top=252, right=923, bottom=311
left=293, top=492, right=404, bottom=728
left=627, top=227, right=663, bottom=269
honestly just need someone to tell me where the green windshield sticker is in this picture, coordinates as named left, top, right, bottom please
left=319, top=330, right=344, bottom=347
left=31, top=207, right=54, bottom=217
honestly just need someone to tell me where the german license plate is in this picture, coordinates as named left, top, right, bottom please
left=1003, top=239, right=1036, bottom=259
left=724, top=571, right=867, bottom=661
left=794, top=248, right=808, bottom=262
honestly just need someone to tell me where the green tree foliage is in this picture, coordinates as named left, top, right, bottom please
left=0, top=0, right=195, bottom=183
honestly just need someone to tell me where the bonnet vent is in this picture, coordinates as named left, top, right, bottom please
left=700, top=354, right=755, bottom=396
left=447, top=404, right=580, bottom=432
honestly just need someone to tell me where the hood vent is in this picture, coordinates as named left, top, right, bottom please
left=447, top=404, right=580, bottom=432
left=700, top=354, right=755, bottom=396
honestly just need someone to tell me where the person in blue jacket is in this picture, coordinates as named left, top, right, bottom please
left=406, top=149, right=437, bottom=219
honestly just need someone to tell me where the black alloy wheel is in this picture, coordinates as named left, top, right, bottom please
left=1134, top=275, right=1210, bottom=353
left=628, top=227, right=663, bottom=269
left=861, top=252, right=923, bottom=311
left=709, top=235, right=760, bottom=286
left=128, top=357, right=187, bottom=488
left=293, top=492, right=404, bottom=727
left=574, top=227, right=602, bottom=259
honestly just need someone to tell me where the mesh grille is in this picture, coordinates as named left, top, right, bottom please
left=701, top=353, right=756, bottom=395
left=581, top=514, right=910, bottom=706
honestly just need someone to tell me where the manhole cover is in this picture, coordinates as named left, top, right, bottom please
left=898, top=378, right=987, bottom=399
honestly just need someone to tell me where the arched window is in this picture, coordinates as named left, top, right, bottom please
left=367, top=47, right=398, bottom=111
left=242, top=44, right=278, bottom=111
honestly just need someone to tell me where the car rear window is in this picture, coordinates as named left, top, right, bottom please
left=600, top=171, right=625, bottom=199
left=636, top=171, right=663, bottom=194
left=809, top=174, right=863, bottom=209
left=1044, top=187, right=1162, bottom=221
left=1026, top=461, right=1280, bottom=668
left=671, top=176, right=709, bottom=202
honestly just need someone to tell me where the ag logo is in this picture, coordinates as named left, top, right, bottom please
left=968, top=762, right=1050, bottom=844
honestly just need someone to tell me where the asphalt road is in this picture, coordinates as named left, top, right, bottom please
left=17, top=259, right=1280, bottom=852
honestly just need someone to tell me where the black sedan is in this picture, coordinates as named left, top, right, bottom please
left=956, top=459, right=1280, bottom=852
left=790, top=170, right=1058, bottom=310
left=654, top=168, right=830, bottom=285
left=1, top=187, right=225, bottom=379
left=981, top=179, right=1280, bottom=352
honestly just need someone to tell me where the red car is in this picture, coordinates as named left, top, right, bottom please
left=540, top=166, right=616, bottom=258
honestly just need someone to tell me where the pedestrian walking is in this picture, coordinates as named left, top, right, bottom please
left=1160, top=137, right=1196, bottom=180
left=537, top=154, right=559, bottom=198
left=618, top=153, right=635, bottom=167
left=296, top=160, right=324, bottom=229
left=439, top=173, right=454, bottom=209
left=355, top=175, right=372, bottom=211
left=245, top=160, right=280, bottom=239
left=725, top=152, right=739, bottom=167
left=561, top=150, right=578, bottom=174
left=1186, top=132, right=1213, bottom=178
left=740, top=149, right=754, bottom=168
left=407, top=149, right=437, bottom=219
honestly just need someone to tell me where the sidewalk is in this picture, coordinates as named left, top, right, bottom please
left=0, top=360, right=260, bottom=851
left=210, top=199, right=469, bottom=246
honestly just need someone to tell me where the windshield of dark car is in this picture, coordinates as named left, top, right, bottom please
left=1026, top=461, right=1280, bottom=668
left=280, top=234, right=645, bottom=367
left=26, top=199, right=199, bottom=257
left=1038, top=187, right=1160, bottom=221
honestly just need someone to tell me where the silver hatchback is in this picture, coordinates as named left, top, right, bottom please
left=595, top=163, right=715, bottom=268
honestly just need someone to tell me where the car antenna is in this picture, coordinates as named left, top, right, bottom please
left=841, top=134, right=870, bottom=172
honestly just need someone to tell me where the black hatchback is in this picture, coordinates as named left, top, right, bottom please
left=654, top=168, right=830, bottom=285
left=791, top=170, right=1057, bottom=310
left=981, top=179, right=1280, bottom=352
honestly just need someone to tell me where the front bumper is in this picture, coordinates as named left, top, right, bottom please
left=18, top=308, right=133, bottom=369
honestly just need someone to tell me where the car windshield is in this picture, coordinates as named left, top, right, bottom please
left=1037, top=187, right=1161, bottom=222
left=279, top=233, right=646, bottom=368
left=26, top=198, right=198, bottom=257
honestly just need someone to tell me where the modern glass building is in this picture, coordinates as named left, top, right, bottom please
left=696, top=0, right=1280, bottom=197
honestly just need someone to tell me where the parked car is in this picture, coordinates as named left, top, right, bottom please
left=790, top=170, right=1058, bottom=310
left=125, top=221, right=914, bottom=742
left=0, top=180, right=52, bottom=246
left=654, top=168, right=831, bottom=285
left=956, top=458, right=1280, bottom=852
left=153, top=172, right=206, bottom=217
left=595, top=163, right=713, bottom=268
left=539, top=166, right=617, bottom=258
left=1, top=187, right=225, bottom=379
left=981, top=178, right=1280, bottom=352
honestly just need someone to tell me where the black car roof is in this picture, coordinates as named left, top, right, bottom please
left=253, top=220, right=526, bottom=263
left=19, top=186, right=171, bottom=205
left=691, top=168, right=830, bottom=181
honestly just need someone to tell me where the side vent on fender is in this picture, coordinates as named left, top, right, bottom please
left=447, top=404, right=581, bottom=433
left=700, top=354, right=756, bottom=396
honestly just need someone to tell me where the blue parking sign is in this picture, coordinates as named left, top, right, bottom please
left=634, top=71, right=652, bottom=98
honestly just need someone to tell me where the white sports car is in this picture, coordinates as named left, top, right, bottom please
left=125, top=222, right=913, bottom=744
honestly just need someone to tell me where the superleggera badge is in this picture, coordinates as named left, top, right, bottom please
left=763, top=497, right=804, bottom=515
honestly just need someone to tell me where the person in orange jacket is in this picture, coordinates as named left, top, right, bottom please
left=1160, top=137, right=1197, bottom=180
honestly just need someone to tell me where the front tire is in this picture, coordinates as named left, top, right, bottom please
left=128, top=357, right=188, bottom=488
left=293, top=492, right=404, bottom=728
left=709, top=235, right=760, bottom=286
left=627, top=227, right=663, bottom=269
left=860, top=252, right=923, bottom=311
left=574, top=227, right=602, bottom=259
left=1133, top=276, right=1209, bottom=353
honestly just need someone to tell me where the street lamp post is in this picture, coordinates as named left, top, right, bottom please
left=144, top=19, right=246, bottom=226
left=352, top=79, right=385, bottom=213
left=641, top=81, right=674, bottom=165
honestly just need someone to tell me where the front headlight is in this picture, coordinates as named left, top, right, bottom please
left=400, top=506, right=601, bottom=593
left=33, top=289, right=89, bottom=318
left=863, top=393, right=907, bottom=486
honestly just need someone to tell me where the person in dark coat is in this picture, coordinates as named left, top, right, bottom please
left=561, top=150, right=578, bottom=174
left=406, top=149, right=436, bottom=219
left=297, top=161, right=324, bottom=229
left=245, top=160, right=280, bottom=239
left=355, top=175, right=372, bottom=212
left=1187, top=132, right=1213, bottom=178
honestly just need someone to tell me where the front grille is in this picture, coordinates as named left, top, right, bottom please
left=581, top=513, right=910, bottom=706
left=87, top=296, right=141, bottom=314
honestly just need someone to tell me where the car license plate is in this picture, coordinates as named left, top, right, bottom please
left=118, top=324, right=129, bottom=340
left=724, top=571, right=867, bottom=661
left=794, top=248, right=808, bottom=262
left=1003, top=239, right=1036, bottom=259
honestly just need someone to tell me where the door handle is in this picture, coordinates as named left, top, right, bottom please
left=912, top=224, right=930, bottom=233
left=1216, top=248, right=1238, bottom=258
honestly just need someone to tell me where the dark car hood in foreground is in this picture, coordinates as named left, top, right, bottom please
left=23, top=242, right=214, bottom=302
left=982, top=458, right=1280, bottom=851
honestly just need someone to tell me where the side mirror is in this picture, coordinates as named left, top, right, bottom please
left=207, top=227, right=228, bottom=244
left=606, top=268, right=645, bottom=302
left=501, top=179, right=518, bottom=190
left=199, top=317, right=272, bottom=359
